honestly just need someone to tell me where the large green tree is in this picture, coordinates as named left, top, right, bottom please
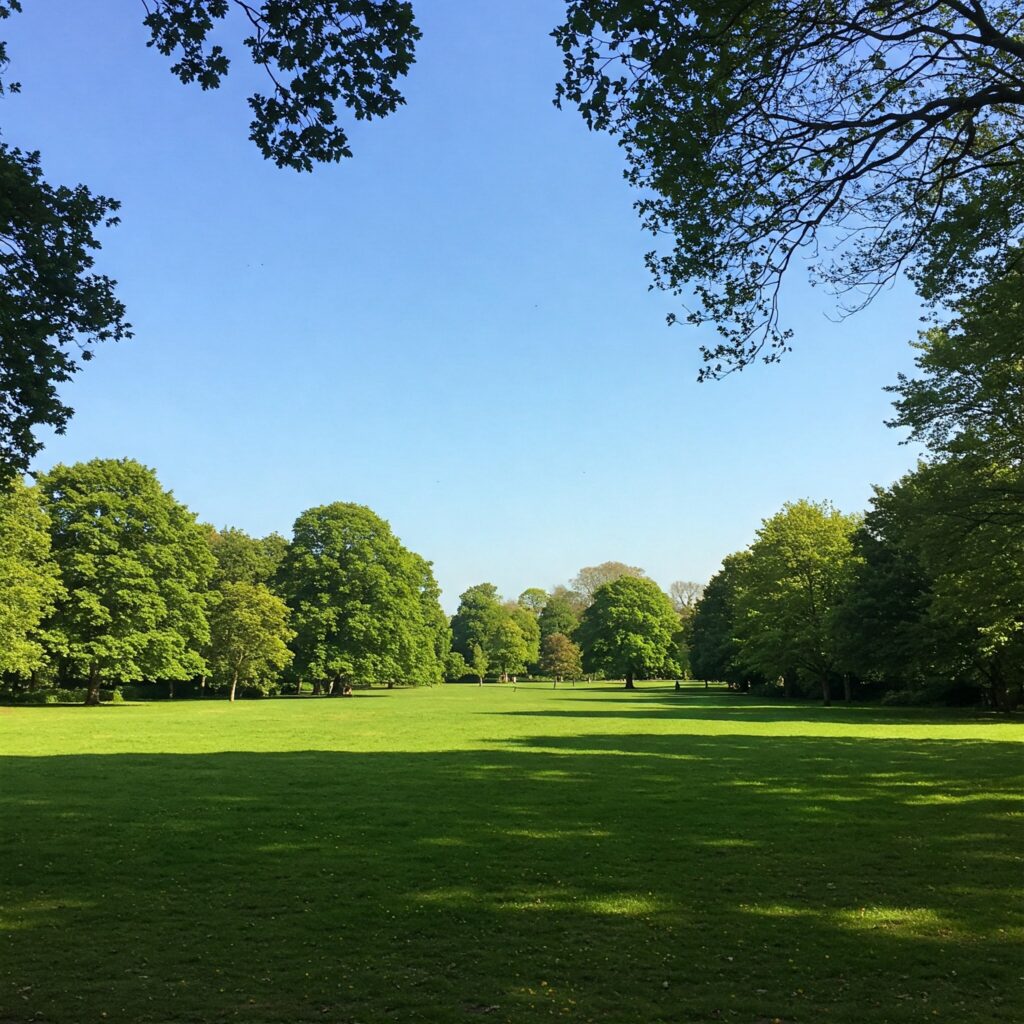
left=689, top=552, right=749, bottom=687
left=208, top=581, right=294, bottom=701
left=450, top=583, right=503, bottom=662
left=0, top=476, right=62, bottom=678
left=209, top=526, right=288, bottom=589
left=555, top=1, right=1024, bottom=375
left=540, top=632, right=583, bottom=684
left=279, top=502, right=446, bottom=690
left=575, top=576, right=678, bottom=688
left=538, top=591, right=582, bottom=642
left=735, top=500, right=861, bottom=704
left=39, top=458, right=214, bottom=704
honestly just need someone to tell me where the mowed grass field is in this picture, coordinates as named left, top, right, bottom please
left=2, top=684, right=1022, bottom=1024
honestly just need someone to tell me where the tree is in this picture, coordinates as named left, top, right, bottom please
left=555, top=1, right=1024, bottom=376
left=735, top=500, right=861, bottom=704
left=539, top=591, right=583, bottom=642
left=209, top=526, right=288, bottom=589
left=506, top=603, right=541, bottom=668
left=279, top=502, right=445, bottom=690
left=444, top=649, right=469, bottom=682
left=689, top=552, right=749, bottom=687
left=669, top=580, right=705, bottom=613
left=489, top=619, right=530, bottom=682
left=571, top=561, right=645, bottom=604
left=470, top=643, right=488, bottom=685
left=540, top=632, right=583, bottom=684
left=575, top=576, right=679, bottom=688
left=208, top=581, right=294, bottom=701
left=38, top=458, right=214, bottom=704
left=0, top=0, right=420, bottom=473
left=889, top=266, right=1024, bottom=469
left=517, top=587, right=549, bottom=613
left=450, top=583, right=502, bottom=661
left=0, top=141, right=130, bottom=478
left=0, top=477, right=62, bottom=678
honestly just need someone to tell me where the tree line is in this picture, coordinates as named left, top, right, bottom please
left=0, top=461, right=705, bottom=703
left=689, top=269, right=1024, bottom=713
left=0, top=459, right=452, bottom=703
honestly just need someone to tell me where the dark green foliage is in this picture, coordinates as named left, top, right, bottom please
left=538, top=592, right=580, bottom=642
left=555, top=1, right=1024, bottom=374
left=0, top=143, right=130, bottom=476
left=279, top=502, right=447, bottom=687
left=38, top=459, right=214, bottom=703
left=209, top=526, right=288, bottom=589
left=142, top=0, right=421, bottom=171
left=689, top=553, right=748, bottom=686
left=450, top=583, right=502, bottom=661
left=575, top=576, right=679, bottom=687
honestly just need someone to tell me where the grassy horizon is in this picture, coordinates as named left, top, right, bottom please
left=2, top=683, right=1022, bottom=1023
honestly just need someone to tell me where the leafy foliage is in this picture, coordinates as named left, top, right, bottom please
left=0, top=477, right=62, bottom=677
left=555, top=0, right=1024, bottom=375
left=0, top=143, right=129, bottom=477
left=38, top=459, right=214, bottom=702
left=279, top=502, right=447, bottom=687
left=571, top=560, right=645, bottom=604
left=208, top=580, right=294, bottom=699
left=575, top=575, right=678, bottom=686
left=540, top=631, right=583, bottom=681
left=141, top=0, right=421, bottom=171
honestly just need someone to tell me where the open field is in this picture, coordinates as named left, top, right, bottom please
left=2, top=683, right=1022, bottom=1024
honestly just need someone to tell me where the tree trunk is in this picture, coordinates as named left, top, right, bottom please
left=843, top=673, right=852, bottom=702
left=296, top=678, right=303, bottom=696
left=783, top=675, right=793, bottom=698
left=624, top=671, right=635, bottom=690
left=229, top=670, right=239, bottom=703
left=168, top=678, right=175, bottom=700
left=85, top=663, right=102, bottom=705
left=821, top=677, right=832, bottom=707
left=199, top=674, right=206, bottom=697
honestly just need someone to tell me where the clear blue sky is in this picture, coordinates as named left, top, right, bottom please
left=6, top=1, right=923, bottom=610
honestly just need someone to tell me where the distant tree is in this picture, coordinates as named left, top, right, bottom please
left=444, top=649, right=469, bottom=682
left=470, top=643, right=488, bottom=685
left=736, top=500, right=861, bottom=705
left=575, top=576, right=678, bottom=688
left=209, top=526, right=288, bottom=589
left=279, top=502, right=444, bottom=690
left=0, top=477, right=62, bottom=678
left=208, top=581, right=294, bottom=701
left=549, top=584, right=587, bottom=615
left=540, top=632, right=583, bottom=684
left=39, top=458, right=214, bottom=704
left=669, top=580, right=705, bottom=613
left=450, top=583, right=503, bottom=661
left=517, top=587, right=549, bottom=613
left=507, top=603, right=541, bottom=668
left=571, top=561, right=646, bottom=604
left=689, top=553, right=749, bottom=686
left=490, top=619, right=530, bottom=682
left=539, top=592, right=582, bottom=642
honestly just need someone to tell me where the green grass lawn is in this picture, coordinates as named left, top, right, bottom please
left=2, top=683, right=1022, bottom=1024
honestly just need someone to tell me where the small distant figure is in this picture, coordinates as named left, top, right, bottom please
left=341, top=683, right=354, bottom=697
left=674, top=680, right=681, bottom=692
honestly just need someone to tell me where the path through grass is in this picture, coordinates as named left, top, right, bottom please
left=2, top=683, right=1022, bottom=1023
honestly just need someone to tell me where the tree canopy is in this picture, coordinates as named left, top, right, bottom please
left=279, top=502, right=447, bottom=688
left=575, top=575, right=678, bottom=688
left=38, top=458, right=214, bottom=703
left=0, top=476, right=61, bottom=677
left=555, top=0, right=1024, bottom=375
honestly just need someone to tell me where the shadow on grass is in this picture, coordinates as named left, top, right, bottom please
left=2, top=731, right=1022, bottom=1023
left=493, top=686, right=1010, bottom=727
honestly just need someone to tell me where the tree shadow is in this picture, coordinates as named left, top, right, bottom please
left=490, top=686, right=1009, bottom=727
left=1, top=730, right=1021, bottom=1023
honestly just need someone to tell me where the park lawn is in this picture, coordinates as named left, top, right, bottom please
left=1, top=684, right=1022, bottom=1024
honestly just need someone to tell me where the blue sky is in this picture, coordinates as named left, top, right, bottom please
left=6, top=1, right=923, bottom=610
